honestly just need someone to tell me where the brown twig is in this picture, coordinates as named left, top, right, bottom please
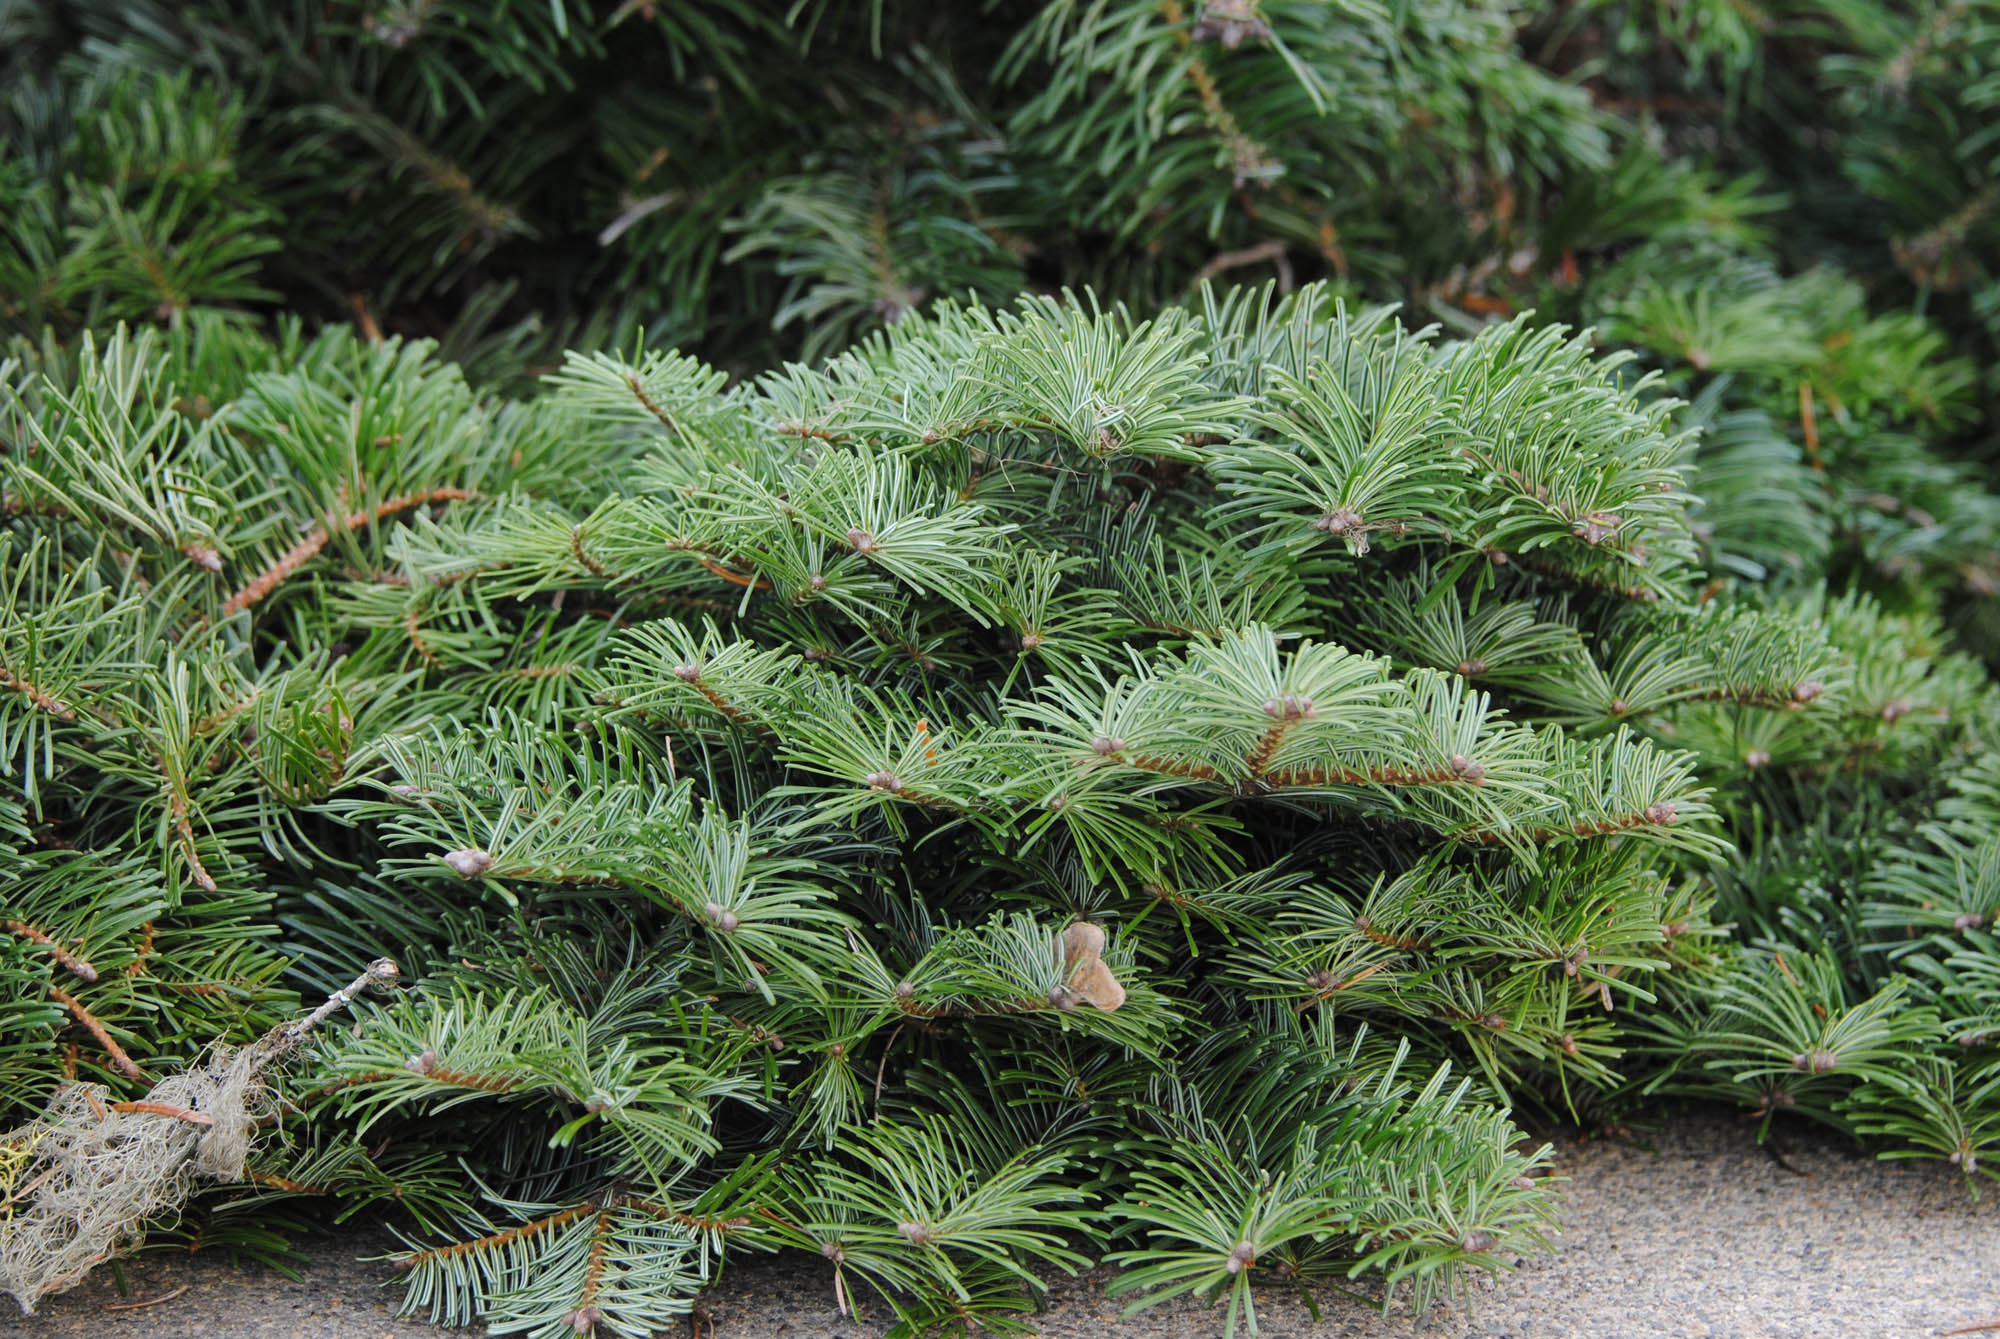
left=108, top=1101, right=214, bottom=1126
left=160, top=761, right=218, bottom=894
left=104, top=1283, right=192, bottom=1311
left=220, top=487, right=474, bottom=618
left=3, top=919, right=98, bottom=982
left=1123, top=752, right=1226, bottom=783
left=570, top=523, right=610, bottom=579
left=1160, top=0, right=1276, bottom=189
left=1354, top=919, right=1431, bottom=952
left=403, top=608, right=442, bottom=669
left=395, top=1204, right=597, bottom=1271
left=694, top=556, right=772, bottom=590
left=670, top=665, right=759, bottom=730
left=616, top=1197, right=753, bottom=1234
left=47, top=984, right=144, bottom=1080
left=1192, top=238, right=1293, bottom=290
left=1459, top=803, right=1681, bottom=847
left=626, top=373, right=678, bottom=433
left=1798, top=380, right=1823, bottom=474
left=0, top=666, right=76, bottom=721
left=349, top=294, right=383, bottom=343
left=192, top=688, right=261, bottom=736
left=497, top=663, right=581, bottom=681
left=124, top=921, right=156, bottom=978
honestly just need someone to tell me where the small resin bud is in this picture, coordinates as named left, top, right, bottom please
left=1511, top=1176, right=1537, bottom=1191
left=564, top=1305, right=604, bottom=1335
left=1557, top=1034, right=1578, bottom=1056
left=1312, top=507, right=1363, bottom=536
left=1090, top=734, right=1126, bottom=756
left=820, top=1242, right=846, bottom=1263
left=1224, top=1240, right=1256, bottom=1274
left=1457, top=657, right=1488, bottom=676
left=1610, top=698, right=1630, bottom=716
left=1019, top=631, right=1043, bottom=650
left=1191, top=0, right=1273, bottom=48
left=1745, top=749, right=1772, bottom=769
left=1881, top=698, right=1912, bottom=724
left=704, top=901, right=741, bottom=933
left=1048, top=985, right=1078, bottom=1011
left=845, top=528, right=878, bottom=554
left=1792, top=680, right=1826, bottom=705
left=405, top=1049, right=437, bottom=1075
left=1574, top=511, right=1621, bottom=545
left=672, top=663, right=701, bottom=682
left=1461, top=1229, right=1499, bottom=1253
left=1480, top=1013, right=1507, bottom=1031
left=443, top=848, right=494, bottom=878
left=1646, top=801, right=1678, bottom=825
left=897, top=1221, right=931, bottom=1245
left=808, top=572, right=828, bottom=592
left=1664, top=920, right=1692, bottom=938
left=864, top=770, right=902, bottom=792
left=894, top=981, right=915, bottom=1000
left=1791, top=1049, right=1838, bottom=1074
left=1954, top=912, right=1987, bottom=931
left=1306, top=970, right=1338, bottom=992
left=1449, top=754, right=1487, bottom=784
left=1046, top=796, right=1068, bottom=811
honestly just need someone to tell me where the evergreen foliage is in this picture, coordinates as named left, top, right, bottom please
left=3, top=2, right=1998, bottom=1336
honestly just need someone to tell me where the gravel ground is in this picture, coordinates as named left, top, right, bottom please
left=5, top=1104, right=1997, bottom=1339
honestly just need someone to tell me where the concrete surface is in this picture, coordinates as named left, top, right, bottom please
left=3, top=1104, right=1996, bottom=1338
